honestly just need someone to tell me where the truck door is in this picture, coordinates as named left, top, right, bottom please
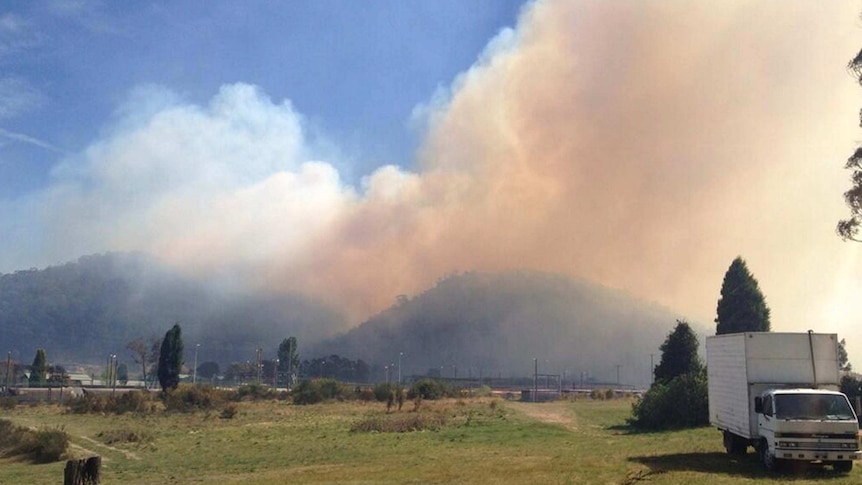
left=758, top=394, right=776, bottom=443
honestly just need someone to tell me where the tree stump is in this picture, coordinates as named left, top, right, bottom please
left=63, top=456, right=101, bottom=485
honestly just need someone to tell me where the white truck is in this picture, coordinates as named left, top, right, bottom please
left=706, top=331, right=860, bottom=472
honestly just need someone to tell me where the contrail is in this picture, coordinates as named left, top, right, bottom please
left=0, top=127, right=66, bottom=153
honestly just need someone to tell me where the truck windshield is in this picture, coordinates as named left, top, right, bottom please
left=774, top=394, right=855, bottom=421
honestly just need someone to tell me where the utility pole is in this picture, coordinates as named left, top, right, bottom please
left=5, top=351, right=11, bottom=390
left=615, top=364, right=621, bottom=388
left=398, top=352, right=403, bottom=385
left=256, top=348, right=263, bottom=384
left=111, top=354, right=117, bottom=396
left=287, top=339, right=293, bottom=388
left=193, top=343, right=200, bottom=385
left=274, top=358, right=279, bottom=388
left=533, top=358, right=538, bottom=403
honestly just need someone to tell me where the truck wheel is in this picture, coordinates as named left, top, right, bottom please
left=723, top=431, right=746, bottom=455
left=833, top=461, right=853, bottom=473
left=759, top=440, right=781, bottom=472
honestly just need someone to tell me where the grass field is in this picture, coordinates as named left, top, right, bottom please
left=0, top=397, right=858, bottom=484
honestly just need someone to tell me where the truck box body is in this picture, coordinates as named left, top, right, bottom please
left=706, top=332, right=840, bottom=439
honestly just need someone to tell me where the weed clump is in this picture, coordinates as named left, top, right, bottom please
left=351, top=413, right=447, bottom=433
left=96, top=427, right=152, bottom=445
left=0, top=419, right=68, bottom=463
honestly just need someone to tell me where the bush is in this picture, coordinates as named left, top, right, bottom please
left=0, top=420, right=68, bottom=463
left=220, top=403, right=238, bottom=419
left=629, top=371, right=708, bottom=430
left=235, top=383, right=275, bottom=402
left=291, top=378, right=347, bottom=405
left=28, top=427, right=69, bottom=463
left=0, top=397, right=15, bottom=410
left=164, top=385, right=231, bottom=412
left=407, top=379, right=452, bottom=400
left=96, top=427, right=152, bottom=445
left=67, top=390, right=156, bottom=414
left=373, top=383, right=398, bottom=402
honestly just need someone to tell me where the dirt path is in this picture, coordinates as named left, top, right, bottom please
left=505, top=401, right=579, bottom=432
left=77, top=435, right=141, bottom=461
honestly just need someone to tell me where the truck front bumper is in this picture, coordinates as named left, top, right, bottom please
left=775, top=448, right=861, bottom=462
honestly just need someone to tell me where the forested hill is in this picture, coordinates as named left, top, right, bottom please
left=0, top=253, right=344, bottom=365
left=314, top=271, right=696, bottom=387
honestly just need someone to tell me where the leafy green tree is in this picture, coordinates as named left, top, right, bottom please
left=277, top=337, right=299, bottom=387
left=157, top=324, right=184, bottom=392
left=839, top=48, right=862, bottom=241
left=28, top=348, right=48, bottom=386
left=631, top=320, right=708, bottom=430
left=630, top=370, right=708, bottom=429
left=654, top=320, right=702, bottom=383
left=839, top=338, right=852, bottom=372
left=715, top=257, right=771, bottom=335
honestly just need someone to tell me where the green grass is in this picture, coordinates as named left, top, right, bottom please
left=0, top=397, right=858, bottom=484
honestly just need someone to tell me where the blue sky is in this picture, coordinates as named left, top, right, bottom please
left=0, top=0, right=525, bottom=197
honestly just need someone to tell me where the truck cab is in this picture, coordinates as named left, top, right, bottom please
left=755, top=389, right=860, bottom=471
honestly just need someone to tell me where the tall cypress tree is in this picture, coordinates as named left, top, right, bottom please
left=715, top=257, right=771, bottom=335
left=29, top=348, right=48, bottom=385
left=157, top=323, right=184, bottom=392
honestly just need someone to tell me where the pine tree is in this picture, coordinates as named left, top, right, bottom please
left=157, top=323, right=184, bottom=392
left=715, top=257, right=771, bottom=335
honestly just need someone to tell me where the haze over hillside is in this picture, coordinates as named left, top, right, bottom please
left=0, top=253, right=345, bottom=365
left=314, top=271, right=692, bottom=386
left=0, top=254, right=700, bottom=385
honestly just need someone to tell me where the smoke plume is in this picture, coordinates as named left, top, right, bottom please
left=3, top=1, right=862, bottom=351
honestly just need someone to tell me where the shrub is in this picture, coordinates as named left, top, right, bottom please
left=0, top=420, right=68, bottom=463
left=373, top=383, right=398, bottom=402
left=291, top=379, right=346, bottom=405
left=0, top=397, right=15, bottom=410
left=235, top=383, right=275, bottom=401
left=67, top=390, right=156, bottom=414
left=96, top=428, right=152, bottom=445
left=407, top=379, right=452, bottom=400
left=317, top=379, right=345, bottom=400
left=164, top=384, right=230, bottom=412
left=220, top=403, right=238, bottom=419
left=113, top=391, right=155, bottom=414
left=28, top=427, right=69, bottom=463
left=629, top=371, right=708, bottom=430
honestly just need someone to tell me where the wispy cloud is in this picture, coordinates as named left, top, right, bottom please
left=0, top=127, right=64, bottom=153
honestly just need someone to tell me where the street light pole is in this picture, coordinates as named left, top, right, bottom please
left=398, top=352, right=403, bottom=385
left=193, top=344, right=200, bottom=385
left=111, top=354, right=117, bottom=396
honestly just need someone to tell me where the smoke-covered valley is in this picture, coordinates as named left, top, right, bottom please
left=0, top=253, right=691, bottom=385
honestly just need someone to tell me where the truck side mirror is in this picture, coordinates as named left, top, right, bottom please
left=754, top=397, right=763, bottom=414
